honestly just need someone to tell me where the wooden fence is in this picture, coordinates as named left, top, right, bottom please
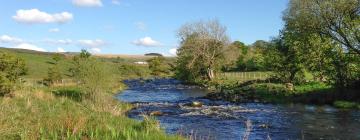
left=216, top=72, right=271, bottom=82
left=21, top=78, right=77, bottom=87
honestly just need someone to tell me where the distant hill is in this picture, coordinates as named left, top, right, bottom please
left=0, top=47, right=175, bottom=78
left=144, top=53, right=163, bottom=57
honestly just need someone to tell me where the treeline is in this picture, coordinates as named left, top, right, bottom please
left=175, top=0, right=359, bottom=88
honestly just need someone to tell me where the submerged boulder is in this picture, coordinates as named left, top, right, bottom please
left=149, top=111, right=163, bottom=116
left=192, top=101, right=203, bottom=107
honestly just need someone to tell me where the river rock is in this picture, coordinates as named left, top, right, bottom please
left=192, top=101, right=203, bottom=107
left=149, top=111, right=163, bottom=116
left=285, top=83, right=294, bottom=91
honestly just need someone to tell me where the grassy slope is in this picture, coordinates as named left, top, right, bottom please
left=0, top=48, right=182, bottom=139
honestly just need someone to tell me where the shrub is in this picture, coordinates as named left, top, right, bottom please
left=0, top=52, right=27, bottom=95
left=0, top=73, right=12, bottom=96
left=70, top=50, right=112, bottom=101
left=147, top=56, right=170, bottom=77
left=44, top=54, right=63, bottom=86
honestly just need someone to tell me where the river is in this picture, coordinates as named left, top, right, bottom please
left=116, top=79, right=360, bottom=140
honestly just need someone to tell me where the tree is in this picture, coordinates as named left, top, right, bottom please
left=285, top=0, right=360, bottom=55
left=265, top=33, right=306, bottom=84
left=147, top=56, right=169, bottom=77
left=175, top=19, right=230, bottom=82
left=222, top=41, right=247, bottom=71
left=44, top=54, right=63, bottom=86
left=281, top=0, right=360, bottom=87
left=70, top=50, right=112, bottom=100
left=0, top=52, right=27, bottom=95
left=246, top=40, right=269, bottom=71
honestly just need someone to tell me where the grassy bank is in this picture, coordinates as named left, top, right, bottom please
left=0, top=48, right=181, bottom=139
left=0, top=85, right=182, bottom=139
left=206, top=74, right=360, bottom=109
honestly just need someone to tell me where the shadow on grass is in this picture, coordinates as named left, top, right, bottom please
left=52, top=88, right=83, bottom=102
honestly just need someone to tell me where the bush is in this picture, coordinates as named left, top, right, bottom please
left=70, top=50, right=112, bottom=101
left=0, top=52, right=27, bottom=95
left=44, top=54, right=63, bottom=86
left=118, top=64, right=150, bottom=78
left=0, top=73, right=13, bottom=96
left=147, top=56, right=170, bottom=77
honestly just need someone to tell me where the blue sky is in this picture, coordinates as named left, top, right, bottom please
left=0, top=0, right=288, bottom=55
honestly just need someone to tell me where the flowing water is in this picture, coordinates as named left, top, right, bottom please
left=116, top=79, right=360, bottom=140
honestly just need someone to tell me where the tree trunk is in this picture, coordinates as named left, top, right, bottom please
left=207, top=68, right=215, bottom=80
left=289, top=70, right=297, bottom=83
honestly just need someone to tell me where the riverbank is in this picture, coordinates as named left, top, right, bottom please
left=205, top=80, right=360, bottom=109
left=0, top=82, right=182, bottom=139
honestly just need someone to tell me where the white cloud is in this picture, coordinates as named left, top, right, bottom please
left=13, top=43, right=46, bottom=52
left=45, top=39, right=73, bottom=45
left=90, top=47, right=101, bottom=53
left=0, top=35, right=23, bottom=44
left=78, top=39, right=106, bottom=48
left=49, top=28, right=60, bottom=33
left=13, top=9, right=73, bottom=24
left=169, top=48, right=178, bottom=56
left=134, top=22, right=146, bottom=31
left=112, top=0, right=120, bottom=5
left=132, top=37, right=161, bottom=47
left=73, top=0, right=103, bottom=7
left=57, top=47, right=66, bottom=52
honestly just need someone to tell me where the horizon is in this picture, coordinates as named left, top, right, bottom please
left=0, top=0, right=288, bottom=55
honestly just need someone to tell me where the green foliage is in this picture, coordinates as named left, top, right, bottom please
left=52, top=87, right=83, bottom=102
left=147, top=56, right=170, bottom=77
left=222, top=41, right=247, bottom=71
left=175, top=19, right=229, bottom=83
left=334, top=101, right=360, bottom=109
left=0, top=73, right=13, bottom=96
left=0, top=52, right=27, bottom=95
left=44, top=54, right=64, bottom=86
left=293, top=82, right=331, bottom=94
left=280, top=0, right=360, bottom=87
left=0, top=52, right=27, bottom=82
left=117, top=64, right=150, bottom=79
left=69, top=50, right=112, bottom=101
left=240, top=40, right=268, bottom=71
left=285, top=0, right=360, bottom=54
left=264, top=36, right=305, bottom=84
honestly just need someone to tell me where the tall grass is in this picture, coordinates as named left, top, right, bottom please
left=0, top=85, right=182, bottom=139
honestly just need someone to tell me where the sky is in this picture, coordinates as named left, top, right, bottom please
left=0, top=0, right=288, bottom=56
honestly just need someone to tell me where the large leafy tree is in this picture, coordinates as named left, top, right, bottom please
left=176, top=19, right=229, bottom=82
left=265, top=33, right=305, bottom=84
left=285, top=0, right=360, bottom=55
left=281, top=0, right=360, bottom=87
left=222, top=41, right=247, bottom=71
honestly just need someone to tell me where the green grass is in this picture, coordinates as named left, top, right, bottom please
left=210, top=75, right=360, bottom=106
left=0, top=47, right=156, bottom=80
left=0, top=47, right=73, bottom=79
left=0, top=48, right=182, bottom=139
left=334, top=101, right=360, bottom=109
left=0, top=86, right=182, bottom=139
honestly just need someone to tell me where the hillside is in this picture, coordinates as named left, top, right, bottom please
left=0, top=47, right=163, bottom=79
